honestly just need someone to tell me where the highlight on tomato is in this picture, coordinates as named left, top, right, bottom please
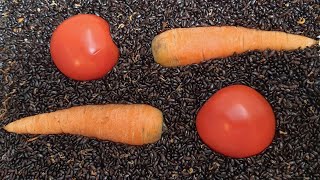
left=196, top=84, right=276, bottom=158
left=50, top=14, right=119, bottom=81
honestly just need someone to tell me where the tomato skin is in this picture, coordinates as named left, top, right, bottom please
left=50, top=14, right=119, bottom=81
left=196, top=85, right=276, bottom=158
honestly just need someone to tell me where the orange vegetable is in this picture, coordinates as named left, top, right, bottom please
left=3, top=104, right=164, bottom=145
left=151, top=26, right=318, bottom=67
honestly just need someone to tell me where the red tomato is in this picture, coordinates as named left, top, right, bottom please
left=50, top=14, right=119, bottom=81
left=196, top=85, right=276, bottom=158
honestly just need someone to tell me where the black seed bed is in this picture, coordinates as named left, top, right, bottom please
left=0, top=0, right=319, bottom=179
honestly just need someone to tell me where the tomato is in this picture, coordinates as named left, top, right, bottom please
left=196, top=84, right=276, bottom=158
left=50, top=14, right=119, bottom=81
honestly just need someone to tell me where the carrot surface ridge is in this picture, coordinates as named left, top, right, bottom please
left=151, top=26, right=318, bottom=67
left=3, top=104, right=164, bottom=145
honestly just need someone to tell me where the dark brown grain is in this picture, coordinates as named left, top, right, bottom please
left=0, top=0, right=319, bottom=179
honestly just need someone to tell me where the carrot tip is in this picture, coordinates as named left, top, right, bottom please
left=3, top=125, right=9, bottom=132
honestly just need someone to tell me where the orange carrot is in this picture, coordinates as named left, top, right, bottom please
left=3, top=104, right=164, bottom=145
left=151, top=26, right=318, bottom=67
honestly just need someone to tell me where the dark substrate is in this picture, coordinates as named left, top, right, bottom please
left=0, top=0, right=319, bottom=179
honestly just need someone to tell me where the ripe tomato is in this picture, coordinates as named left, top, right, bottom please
left=50, top=14, right=119, bottom=81
left=196, top=85, right=276, bottom=158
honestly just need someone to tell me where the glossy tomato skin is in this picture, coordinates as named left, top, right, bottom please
left=50, top=14, right=119, bottom=81
left=196, top=85, right=276, bottom=158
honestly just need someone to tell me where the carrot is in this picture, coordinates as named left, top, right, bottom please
left=151, top=26, right=318, bottom=67
left=3, top=104, right=164, bottom=145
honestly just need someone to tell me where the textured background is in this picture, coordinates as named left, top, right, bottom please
left=0, top=0, right=319, bottom=179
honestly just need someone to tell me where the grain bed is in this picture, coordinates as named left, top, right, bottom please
left=0, top=0, right=319, bottom=179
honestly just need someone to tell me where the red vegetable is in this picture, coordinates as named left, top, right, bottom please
left=196, top=85, right=276, bottom=158
left=50, top=14, right=119, bottom=81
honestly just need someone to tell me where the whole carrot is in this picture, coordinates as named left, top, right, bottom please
left=151, top=26, right=318, bottom=67
left=3, top=104, right=164, bottom=145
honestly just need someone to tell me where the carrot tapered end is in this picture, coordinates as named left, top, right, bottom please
left=3, top=123, right=15, bottom=133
